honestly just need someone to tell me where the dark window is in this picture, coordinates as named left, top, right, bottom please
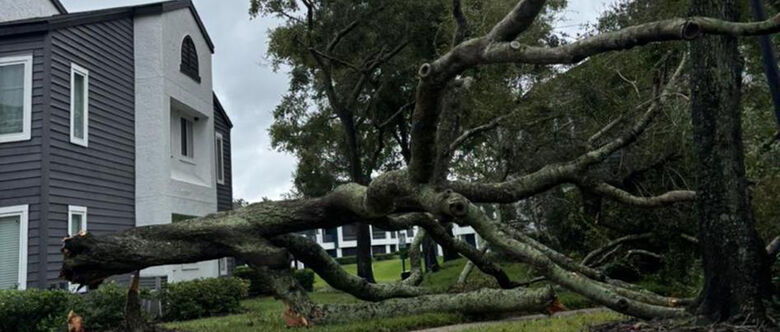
left=341, top=248, right=357, bottom=257
left=180, top=36, right=200, bottom=82
left=323, top=228, right=338, bottom=243
left=372, top=245, right=387, bottom=255
left=342, top=224, right=358, bottom=242
left=180, top=117, right=193, bottom=158
left=372, top=226, right=386, bottom=239
left=463, top=234, right=477, bottom=248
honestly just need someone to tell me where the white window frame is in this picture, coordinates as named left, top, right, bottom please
left=180, top=116, right=194, bottom=160
left=0, top=204, right=28, bottom=290
left=67, top=205, right=88, bottom=293
left=67, top=205, right=87, bottom=237
left=0, top=55, right=32, bottom=144
left=215, top=132, right=225, bottom=185
left=218, top=257, right=229, bottom=276
left=69, top=63, right=89, bottom=147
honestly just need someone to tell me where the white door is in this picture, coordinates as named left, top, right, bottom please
left=0, top=214, right=21, bottom=289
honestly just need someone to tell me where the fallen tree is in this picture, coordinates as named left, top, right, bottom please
left=61, top=0, right=780, bottom=328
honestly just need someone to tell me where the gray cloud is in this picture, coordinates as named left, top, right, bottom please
left=60, top=0, right=606, bottom=202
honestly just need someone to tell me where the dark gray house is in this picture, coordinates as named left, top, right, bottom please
left=0, top=0, right=233, bottom=290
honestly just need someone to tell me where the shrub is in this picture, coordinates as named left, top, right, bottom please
left=0, top=282, right=138, bottom=332
left=374, top=253, right=398, bottom=261
left=335, top=253, right=398, bottom=265
left=79, top=282, right=134, bottom=331
left=0, top=288, right=79, bottom=332
left=233, top=266, right=273, bottom=296
left=161, top=277, right=248, bottom=321
left=294, top=269, right=315, bottom=292
left=335, top=255, right=357, bottom=265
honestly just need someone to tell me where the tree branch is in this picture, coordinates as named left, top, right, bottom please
left=271, top=234, right=432, bottom=301
left=583, top=181, right=695, bottom=208
left=483, top=16, right=780, bottom=65
left=448, top=54, right=688, bottom=204
left=487, top=0, right=548, bottom=42
left=459, top=203, right=689, bottom=318
left=418, top=216, right=519, bottom=289
left=582, top=233, right=654, bottom=266
left=452, top=0, right=470, bottom=45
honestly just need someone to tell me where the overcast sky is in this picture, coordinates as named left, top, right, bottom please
left=60, top=0, right=612, bottom=202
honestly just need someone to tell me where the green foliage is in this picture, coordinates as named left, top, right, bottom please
left=233, top=266, right=273, bottom=297
left=294, top=269, right=316, bottom=292
left=0, top=288, right=78, bottom=332
left=161, top=277, right=249, bottom=321
left=0, top=282, right=140, bottom=332
left=79, top=282, right=135, bottom=331
left=335, top=253, right=397, bottom=265
left=164, top=293, right=469, bottom=332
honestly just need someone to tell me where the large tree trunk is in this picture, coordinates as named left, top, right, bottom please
left=356, top=223, right=375, bottom=283
left=689, top=0, right=773, bottom=322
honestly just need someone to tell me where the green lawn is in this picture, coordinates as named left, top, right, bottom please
left=162, top=293, right=469, bottom=332
left=164, top=258, right=608, bottom=332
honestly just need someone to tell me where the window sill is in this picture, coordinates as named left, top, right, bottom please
left=0, top=133, right=31, bottom=144
left=178, top=157, right=196, bottom=166
left=70, top=138, right=88, bottom=148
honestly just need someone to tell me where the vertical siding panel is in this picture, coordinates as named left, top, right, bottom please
left=47, top=17, right=135, bottom=284
left=0, top=32, right=46, bottom=288
left=214, top=96, right=232, bottom=212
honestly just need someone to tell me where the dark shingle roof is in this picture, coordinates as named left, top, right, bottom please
left=0, top=0, right=215, bottom=53
left=50, top=0, right=68, bottom=14
left=213, top=93, right=233, bottom=129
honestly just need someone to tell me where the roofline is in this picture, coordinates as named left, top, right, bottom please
left=213, top=93, right=233, bottom=129
left=50, top=0, right=68, bottom=14
left=158, top=0, right=215, bottom=53
left=0, top=0, right=215, bottom=53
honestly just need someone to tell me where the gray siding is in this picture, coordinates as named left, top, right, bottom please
left=0, top=32, right=46, bottom=288
left=214, top=97, right=232, bottom=212
left=45, top=18, right=135, bottom=284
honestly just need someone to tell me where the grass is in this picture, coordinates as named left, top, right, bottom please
left=163, top=258, right=607, bottom=332
left=162, top=293, right=469, bottom=332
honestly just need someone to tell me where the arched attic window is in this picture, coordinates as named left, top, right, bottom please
left=180, top=35, right=200, bottom=83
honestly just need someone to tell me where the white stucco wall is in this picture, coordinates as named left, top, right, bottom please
left=0, top=0, right=60, bottom=22
left=134, top=8, right=219, bottom=282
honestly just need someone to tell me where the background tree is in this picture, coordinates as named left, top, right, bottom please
left=59, top=0, right=780, bottom=328
left=689, top=0, right=773, bottom=322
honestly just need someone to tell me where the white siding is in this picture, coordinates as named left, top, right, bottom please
left=0, top=0, right=60, bottom=23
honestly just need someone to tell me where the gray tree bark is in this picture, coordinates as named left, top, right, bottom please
left=689, top=0, right=773, bottom=323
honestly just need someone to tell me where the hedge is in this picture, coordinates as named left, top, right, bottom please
left=0, top=282, right=133, bottom=332
left=0, top=277, right=250, bottom=330
left=160, top=277, right=248, bottom=321
left=294, top=269, right=315, bottom=292
left=234, top=267, right=315, bottom=294
left=335, top=252, right=399, bottom=265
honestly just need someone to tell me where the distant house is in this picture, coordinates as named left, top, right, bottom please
left=309, top=224, right=480, bottom=259
left=0, top=0, right=233, bottom=290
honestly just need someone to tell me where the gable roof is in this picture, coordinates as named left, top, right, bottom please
left=0, top=0, right=214, bottom=53
left=50, top=0, right=68, bottom=14
left=213, top=93, right=233, bottom=129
